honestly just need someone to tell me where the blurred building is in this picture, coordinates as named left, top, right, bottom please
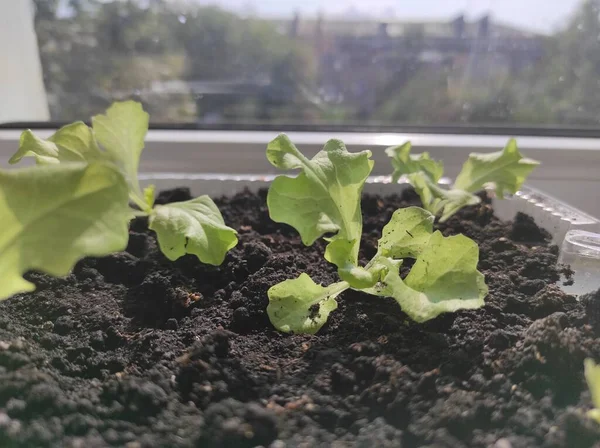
left=278, top=14, right=545, bottom=117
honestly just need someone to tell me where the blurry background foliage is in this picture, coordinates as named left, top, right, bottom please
left=30, top=0, right=600, bottom=127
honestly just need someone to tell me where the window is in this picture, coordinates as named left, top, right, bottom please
left=1, top=0, right=598, bottom=129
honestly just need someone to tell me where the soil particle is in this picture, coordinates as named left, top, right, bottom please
left=199, top=398, right=278, bottom=447
left=0, top=188, right=598, bottom=447
left=510, top=212, right=552, bottom=244
left=581, top=288, right=600, bottom=333
left=155, top=187, right=192, bottom=205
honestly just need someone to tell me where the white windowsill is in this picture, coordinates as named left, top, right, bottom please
left=1, top=129, right=599, bottom=217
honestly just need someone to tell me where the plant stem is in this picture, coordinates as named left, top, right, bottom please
left=130, top=208, right=149, bottom=218
left=329, top=281, right=351, bottom=297
left=364, top=253, right=382, bottom=271
left=129, top=192, right=150, bottom=214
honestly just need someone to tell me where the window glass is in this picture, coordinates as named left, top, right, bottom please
left=3, top=0, right=598, bottom=128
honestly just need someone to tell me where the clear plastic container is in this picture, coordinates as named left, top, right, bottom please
left=558, top=230, right=600, bottom=296
left=139, top=173, right=600, bottom=296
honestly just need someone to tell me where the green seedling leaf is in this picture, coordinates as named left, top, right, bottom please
left=408, top=172, right=481, bottom=223
left=149, top=196, right=238, bottom=265
left=267, top=273, right=347, bottom=334
left=144, top=184, right=156, bottom=209
left=10, top=122, right=104, bottom=165
left=10, top=130, right=60, bottom=165
left=0, top=162, right=130, bottom=300
left=267, top=134, right=373, bottom=284
left=367, top=231, right=487, bottom=322
left=384, top=142, right=479, bottom=222
left=92, top=101, right=149, bottom=197
left=387, top=139, right=538, bottom=222
left=434, top=188, right=482, bottom=223
left=265, top=135, right=488, bottom=334
left=584, top=358, right=600, bottom=424
left=453, top=138, right=539, bottom=198
left=385, top=142, right=443, bottom=184
left=1, top=101, right=238, bottom=303
left=402, top=231, right=488, bottom=318
left=378, top=206, right=435, bottom=259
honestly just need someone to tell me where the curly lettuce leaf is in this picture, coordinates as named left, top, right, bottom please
left=432, top=188, right=482, bottom=223
left=2, top=100, right=237, bottom=305
left=92, top=101, right=149, bottom=198
left=267, top=273, right=347, bottom=334
left=408, top=172, right=481, bottom=223
left=453, top=139, right=539, bottom=198
left=10, top=123, right=104, bottom=165
left=149, top=196, right=238, bottom=265
left=385, top=142, right=443, bottom=184
left=584, top=358, right=600, bottom=424
left=387, top=139, right=538, bottom=222
left=385, top=143, right=479, bottom=222
left=265, top=136, right=488, bottom=334
left=266, top=205, right=487, bottom=333
left=12, top=101, right=150, bottom=199
left=377, top=206, right=435, bottom=259
left=367, top=231, right=487, bottom=322
left=0, top=162, right=131, bottom=300
left=266, top=134, right=373, bottom=283
left=11, top=101, right=152, bottom=214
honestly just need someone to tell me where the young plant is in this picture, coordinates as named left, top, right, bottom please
left=386, top=140, right=539, bottom=222
left=1, top=101, right=237, bottom=300
left=584, top=358, right=600, bottom=424
left=265, top=134, right=488, bottom=334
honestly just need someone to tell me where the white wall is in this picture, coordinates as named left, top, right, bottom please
left=0, top=0, right=49, bottom=123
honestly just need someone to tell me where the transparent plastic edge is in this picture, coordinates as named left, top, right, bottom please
left=139, top=172, right=600, bottom=297
left=138, top=172, right=600, bottom=241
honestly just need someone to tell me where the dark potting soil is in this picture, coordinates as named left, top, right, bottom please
left=0, top=187, right=599, bottom=448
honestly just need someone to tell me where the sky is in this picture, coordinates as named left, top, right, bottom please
left=183, top=0, right=582, bottom=34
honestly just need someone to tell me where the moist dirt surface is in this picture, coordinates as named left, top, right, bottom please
left=1, top=188, right=599, bottom=448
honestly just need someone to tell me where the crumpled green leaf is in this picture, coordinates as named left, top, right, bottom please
left=366, top=231, right=487, bottom=322
left=91, top=101, right=236, bottom=263
left=265, top=180, right=488, bottom=334
left=385, top=142, right=443, bottom=184
left=11, top=101, right=150, bottom=199
left=149, top=196, right=238, bottom=265
left=385, top=142, right=480, bottom=222
left=92, top=101, right=149, bottom=197
left=377, top=206, right=435, bottom=259
left=431, top=187, right=482, bottom=223
left=408, top=172, right=481, bottom=223
left=1, top=101, right=237, bottom=305
left=387, top=139, right=538, bottom=221
left=264, top=136, right=488, bottom=334
left=267, top=273, right=347, bottom=334
left=9, top=122, right=104, bottom=165
left=453, top=138, right=539, bottom=198
left=584, top=358, right=600, bottom=424
left=266, top=134, right=373, bottom=284
left=0, top=162, right=131, bottom=300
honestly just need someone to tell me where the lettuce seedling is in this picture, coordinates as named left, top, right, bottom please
left=1, top=101, right=237, bottom=300
left=386, top=140, right=539, bottom=222
left=585, top=358, right=600, bottom=424
left=265, top=134, right=488, bottom=334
